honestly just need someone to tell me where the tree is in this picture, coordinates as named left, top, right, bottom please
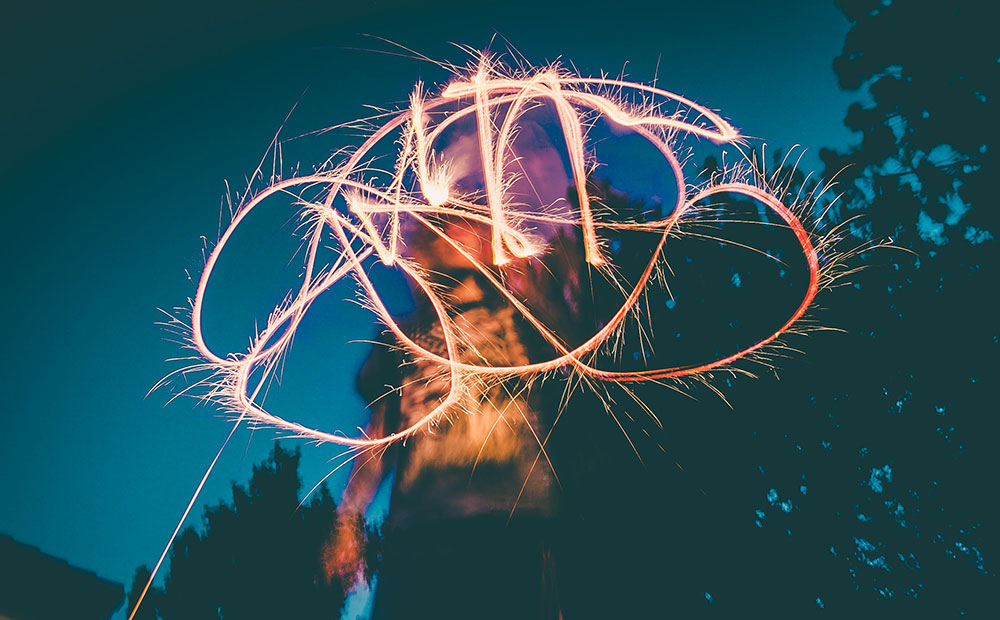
left=127, top=443, right=360, bottom=619
left=775, top=1, right=1000, bottom=612
left=821, top=0, right=996, bottom=254
left=582, top=4, right=998, bottom=609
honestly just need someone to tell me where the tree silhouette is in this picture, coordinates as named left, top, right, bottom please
left=127, top=444, right=356, bottom=620
left=712, top=0, right=1000, bottom=613
left=543, top=4, right=997, bottom=613
left=821, top=0, right=995, bottom=252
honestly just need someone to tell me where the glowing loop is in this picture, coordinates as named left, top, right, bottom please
left=189, top=62, right=820, bottom=449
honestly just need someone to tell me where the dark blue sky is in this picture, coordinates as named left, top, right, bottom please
left=0, top=1, right=858, bottom=615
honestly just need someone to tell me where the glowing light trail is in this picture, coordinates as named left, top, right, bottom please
left=183, top=59, right=826, bottom=449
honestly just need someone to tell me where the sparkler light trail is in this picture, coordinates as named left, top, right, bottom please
left=178, top=58, right=836, bottom=449
left=132, top=52, right=867, bottom=620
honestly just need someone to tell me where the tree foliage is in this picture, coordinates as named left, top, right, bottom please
left=126, top=444, right=353, bottom=620
left=559, top=3, right=997, bottom=613
left=821, top=0, right=996, bottom=252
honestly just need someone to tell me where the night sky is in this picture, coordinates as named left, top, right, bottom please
left=3, top=1, right=870, bottom=617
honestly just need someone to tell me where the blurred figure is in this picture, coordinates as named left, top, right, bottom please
left=324, top=215, right=567, bottom=620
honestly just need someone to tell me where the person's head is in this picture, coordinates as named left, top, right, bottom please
left=406, top=216, right=494, bottom=276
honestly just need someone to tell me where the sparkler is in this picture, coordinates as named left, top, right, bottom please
left=183, top=59, right=826, bottom=448
left=132, top=52, right=863, bottom=619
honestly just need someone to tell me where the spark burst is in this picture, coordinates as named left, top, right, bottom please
left=132, top=52, right=870, bottom=619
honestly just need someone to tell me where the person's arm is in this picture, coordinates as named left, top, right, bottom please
left=323, top=400, right=389, bottom=585
left=323, top=334, right=399, bottom=585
